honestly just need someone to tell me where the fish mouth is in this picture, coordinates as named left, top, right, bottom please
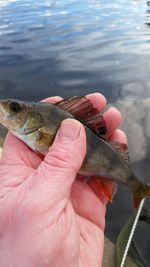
left=22, top=126, right=43, bottom=135
left=12, top=124, right=44, bottom=136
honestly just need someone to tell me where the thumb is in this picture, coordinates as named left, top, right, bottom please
left=24, top=119, right=86, bottom=208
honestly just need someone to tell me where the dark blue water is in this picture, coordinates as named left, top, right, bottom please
left=1, top=0, right=150, bottom=264
left=1, top=0, right=150, bottom=101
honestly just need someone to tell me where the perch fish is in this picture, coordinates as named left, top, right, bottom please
left=0, top=96, right=150, bottom=207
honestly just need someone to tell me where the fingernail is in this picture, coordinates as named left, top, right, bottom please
left=58, top=119, right=82, bottom=141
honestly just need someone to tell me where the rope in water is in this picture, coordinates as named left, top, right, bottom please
left=120, top=198, right=146, bottom=267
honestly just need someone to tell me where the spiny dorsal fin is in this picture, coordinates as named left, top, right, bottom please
left=111, top=141, right=129, bottom=163
left=56, top=96, right=107, bottom=137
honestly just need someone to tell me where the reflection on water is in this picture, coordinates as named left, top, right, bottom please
left=1, top=0, right=150, bottom=263
left=0, top=0, right=150, bottom=101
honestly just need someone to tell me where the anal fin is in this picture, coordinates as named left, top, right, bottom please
left=88, top=176, right=117, bottom=202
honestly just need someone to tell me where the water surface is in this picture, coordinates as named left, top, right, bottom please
left=0, top=0, right=150, bottom=101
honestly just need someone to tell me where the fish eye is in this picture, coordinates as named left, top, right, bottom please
left=9, top=102, right=21, bottom=113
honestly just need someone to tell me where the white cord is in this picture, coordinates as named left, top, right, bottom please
left=120, top=198, right=146, bottom=267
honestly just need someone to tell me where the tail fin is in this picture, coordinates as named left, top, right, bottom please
left=134, top=183, right=150, bottom=208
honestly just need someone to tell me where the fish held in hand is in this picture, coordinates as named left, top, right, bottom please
left=0, top=96, right=150, bottom=207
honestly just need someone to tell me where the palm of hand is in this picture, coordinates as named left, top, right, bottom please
left=0, top=133, right=104, bottom=267
left=0, top=94, right=126, bottom=267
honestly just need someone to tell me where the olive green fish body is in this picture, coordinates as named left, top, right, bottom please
left=81, top=126, right=141, bottom=193
left=0, top=97, right=150, bottom=207
left=13, top=103, right=138, bottom=190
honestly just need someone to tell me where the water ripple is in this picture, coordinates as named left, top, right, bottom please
left=0, top=0, right=149, bottom=101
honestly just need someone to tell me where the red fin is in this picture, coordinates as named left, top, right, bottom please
left=57, top=96, right=107, bottom=137
left=110, top=141, right=129, bottom=163
left=88, top=176, right=117, bottom=202
left=100, top=179, right=117, bottom=202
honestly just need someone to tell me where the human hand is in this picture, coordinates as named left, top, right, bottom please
left=0, top=93, right=127, bottom=267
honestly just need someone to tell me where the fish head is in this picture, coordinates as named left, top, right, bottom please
left=0, top=99, right=44, bottom=136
